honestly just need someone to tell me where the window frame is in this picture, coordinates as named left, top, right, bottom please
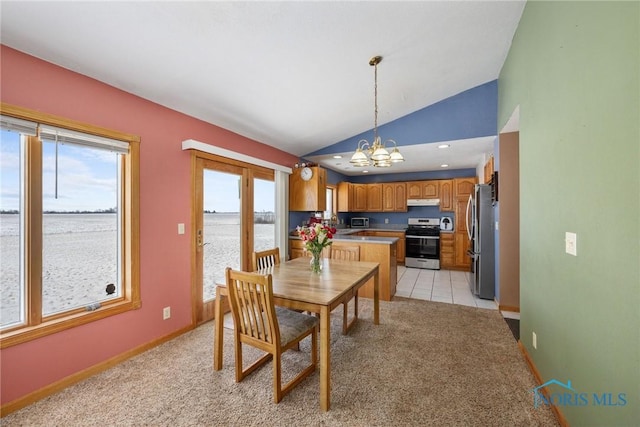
left=0, top=103, right=141, bottom=348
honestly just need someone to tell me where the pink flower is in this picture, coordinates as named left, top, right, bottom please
left=296, top=224, right=335, bottom=254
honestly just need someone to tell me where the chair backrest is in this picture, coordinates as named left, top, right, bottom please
left=252, top=248, right=281, bottom=271
left=225, top=268, right=279, bottom=350
left=330, top=246, right=360, bottom=261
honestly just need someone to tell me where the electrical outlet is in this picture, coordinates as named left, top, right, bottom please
left=532, top=331, right=537, bottom=349
left=163, top=306, right=171, bottom=320
left=565, top=232, right=577, bottom=256
left=384, top=218, right=389, bottom=224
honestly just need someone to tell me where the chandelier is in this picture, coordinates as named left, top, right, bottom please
left=350, top=55, right=404, bottom=168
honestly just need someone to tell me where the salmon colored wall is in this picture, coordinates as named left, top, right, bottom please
left=0, top=45, right=299, bottom=406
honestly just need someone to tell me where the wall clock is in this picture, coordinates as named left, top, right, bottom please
left=300, top=167, right=313, bottom=181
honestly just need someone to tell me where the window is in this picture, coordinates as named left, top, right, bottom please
left=0, top=105, right=140, bottom=348
left=324, top=185, right=336, bottom=220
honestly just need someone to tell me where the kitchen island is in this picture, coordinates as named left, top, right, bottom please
left=290, top=233, right=398, bottom=301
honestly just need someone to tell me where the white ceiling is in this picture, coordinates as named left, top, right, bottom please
left=0, top=1, right=525, bottom=175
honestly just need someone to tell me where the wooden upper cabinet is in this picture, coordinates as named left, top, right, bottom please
left=337, top=182, right=352, bottom=212
left=394, top=182, right=407, bottom=212
left=484, top=155, right=495, bottom=184
left=382, top=182, right=407, bottom=212
left=454, top=177, right=477, bottom=198
left=366, top=183, right=383, bottom=212
left=289, top=166, right=326, bottom=211
left=407, top=180, right=439, bottom=199
left=439, top=179, right=453, bottom=211
left=407, top=181, right=423, bottom=199
left=422, top=181, right=439, bottom=198
left=353, top=183, right=367, bottom=212
left=382, top=184, right=395, bottom=212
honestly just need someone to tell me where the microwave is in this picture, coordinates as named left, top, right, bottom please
left=351, top=217, right=369, bottom=228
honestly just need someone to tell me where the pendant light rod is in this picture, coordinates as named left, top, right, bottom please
left=350, top=55, right=404, bottom=168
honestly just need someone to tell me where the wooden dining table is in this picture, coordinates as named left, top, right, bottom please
left=213, top=256, right=380, bottom=411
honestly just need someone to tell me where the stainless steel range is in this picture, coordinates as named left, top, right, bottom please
left=405, top=217, right=440, bottom=270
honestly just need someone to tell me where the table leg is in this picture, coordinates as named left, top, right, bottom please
left=214, top=288, right=224, bottom=371
left=320, top=305, right=331, bottom=411
left=373, top=269, right=380, bottom=325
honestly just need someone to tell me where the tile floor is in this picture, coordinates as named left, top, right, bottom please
left=395, top=266, right=499, bottom=310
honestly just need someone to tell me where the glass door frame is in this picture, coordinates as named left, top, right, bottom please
left=190, top=151, right=274, bottom=326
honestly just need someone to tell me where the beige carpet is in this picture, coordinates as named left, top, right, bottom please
left=3, top=298, right=557, bottom=426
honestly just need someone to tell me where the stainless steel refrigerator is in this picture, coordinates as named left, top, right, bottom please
left=466, top=184, right=495, bottom=300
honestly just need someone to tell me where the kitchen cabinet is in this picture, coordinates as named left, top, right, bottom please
left=366, top=184, right=383, bottom=212
left=363, top=230, right=405, bottom=264
left=382, top=182, right=407, bottom=212
left=484, top=155, right=495, bottom=184
left=454, top=233, right=472, bottom=269
left=440, top=232, right=455, bottom=268
left=439, top=179, right=453, bottom=211
left=407, top=180, right=439, bottom=199
left=290, top=239, right=330, bottom=259
left=454, top=177, right=476, bottom=198
left=289, top=166, right=326, bottom=211
left=450, top=176, right=477, bottom=271
left=353, top=184, right=367, bottom=212
left=337, top=182, right=352, bottom=212
left=337, top=182, right=368, bottom=213
left=289, top=238, right=397, bottom=301
left=455, top=196, right=469, bottom=235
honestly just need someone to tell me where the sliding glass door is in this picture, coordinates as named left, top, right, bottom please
left=193, top=155, right=274, bottom=325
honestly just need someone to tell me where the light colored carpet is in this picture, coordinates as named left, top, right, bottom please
left=3, top=298, right=557, bottom=426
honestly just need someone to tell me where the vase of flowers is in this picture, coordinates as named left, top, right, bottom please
left=296, top=223, right=336, bottom=273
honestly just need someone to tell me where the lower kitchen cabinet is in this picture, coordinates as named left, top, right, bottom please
left=454, top=232, right=472, bottom=270
left=363, top=231, right=405, bottom=264
left=289, top=238, right=397, bottom=301
left=440, top=232, right=455, bottom=269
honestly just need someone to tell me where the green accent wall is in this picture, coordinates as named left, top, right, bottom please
left=498, top=2, right=639, bottom=425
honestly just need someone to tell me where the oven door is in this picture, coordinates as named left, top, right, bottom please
left=405, top=235, right=440, bottom=259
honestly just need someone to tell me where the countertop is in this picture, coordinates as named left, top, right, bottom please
left=289, top=228, right=400, bottom=244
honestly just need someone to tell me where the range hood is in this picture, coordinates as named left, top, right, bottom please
left=407, top=198, right=440, bottom=206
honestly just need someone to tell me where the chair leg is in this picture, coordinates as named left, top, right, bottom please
left=234, top=335, right=243, bottom=383
left=273, top=351, right=283, bottom=403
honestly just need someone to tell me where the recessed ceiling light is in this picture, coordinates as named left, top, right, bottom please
left=333, top=155, right=343, bottom=159
left=438, top=144, right=450, bottom=149
left=440, top=164, right=449, bottom=168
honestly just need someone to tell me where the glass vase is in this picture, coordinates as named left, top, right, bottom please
left=310, top=250, right=323, bottom=274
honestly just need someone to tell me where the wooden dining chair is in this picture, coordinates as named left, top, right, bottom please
left=330, top=246, right=361, bottom=334
left=225, top=267, right=318, bottom=403
left=252, top=248, right=281, bottom=271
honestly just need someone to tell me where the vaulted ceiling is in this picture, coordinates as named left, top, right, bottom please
left=1, top=1, right=525, bottom=174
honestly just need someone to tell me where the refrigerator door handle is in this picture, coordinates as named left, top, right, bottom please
left=465, top=194, right=473, bottom=240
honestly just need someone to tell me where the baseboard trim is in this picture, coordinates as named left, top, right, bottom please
left=517, top=340, right=570, bottom=427
left=499, top=304, right=520, bottom=313
left=1, top=324, right=194, bottom=417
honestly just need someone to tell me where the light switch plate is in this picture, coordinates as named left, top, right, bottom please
left=178, top=223, right=185, bottom=235
left=565, top=232, right=577, bottom=256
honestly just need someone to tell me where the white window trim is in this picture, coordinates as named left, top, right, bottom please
left=182, top=139, right=292, bottom=174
